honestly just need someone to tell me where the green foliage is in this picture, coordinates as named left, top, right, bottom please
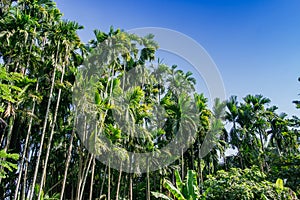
left=152, top=169, right=200, bottom=200
left=202, top=166, right=297, bottom=200
left=0, top=150, right=19, bottom=179
left=0, top=0, right=299, bottom=199
left=267, top=154, right=300, bottom=197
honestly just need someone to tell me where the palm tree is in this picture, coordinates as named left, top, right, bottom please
left=37, top=20, right=83, bottom=199
left=225, top=96, right=244, bottom=168
left=242, top=94, right=271, bottom=171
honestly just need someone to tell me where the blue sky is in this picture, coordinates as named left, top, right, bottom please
left=56, top=0, right=300, bottom=116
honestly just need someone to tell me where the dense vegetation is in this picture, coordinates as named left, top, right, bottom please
left=0, top=0, right=299, bottom=199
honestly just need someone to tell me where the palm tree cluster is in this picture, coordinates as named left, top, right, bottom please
left=0, top=1, right=299, bottom=199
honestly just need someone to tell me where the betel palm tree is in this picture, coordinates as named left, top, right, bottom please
left=0, top=66, right=33, bottom=189
left=11, top=2, right=47, bottom=198
left=242, top=94, right=271, bottom=171
left=243, top=95, right=271, bottom=151
left=0, top=0, right=40, bottom=167
left=37, top=20, right=83, bottom=199
left=203, top=98, right=226, bottom=175
left=265, top=107, right=289, bottom=156
left=163, top=66, right=198, bottom=179
left=193, top=93, right=211, bottom=189
left=225, top=96, right=244, bottom=168
left=28, top=5, right=77, bottom=200
left=71, top=28, right=158, bottom=199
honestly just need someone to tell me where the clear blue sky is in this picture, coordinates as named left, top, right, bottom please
left=56, top=0, right=300, bottom=116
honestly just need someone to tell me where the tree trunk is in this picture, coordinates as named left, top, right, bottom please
left=22, top=151, right=29, bottom=200
left=38, top=63, right=66, bottom=198
left=129, top=173, right=133, bottom=200
left=29, top=42, right=60, bottom=200
left=181, top=148, right=184, bottom=180
left=76, top=145, right=84, bottom=200
left=115, top=162, right=123, bottom=200
left=99, top=165, right=107, bottom=198
left=14, top=81, right=39, bottom=200
left=259, top=131, right=265, bottom=173
left=89, top=157, right=95, bottom=200
left=146, top=157, right=150, bottom=200
left=108, top=160, right=111, bottom=200
left=60, top=117, right=76, bottom=200
left=79, top=154, right=93, bottom=200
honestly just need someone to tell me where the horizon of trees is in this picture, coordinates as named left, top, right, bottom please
left=0, top=0, right=299, bottom=200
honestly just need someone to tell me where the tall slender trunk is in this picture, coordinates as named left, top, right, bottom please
left=76, top=145, right=84, bottom=200
left=108, top=160, right=111, bottom=200
left=238, top=148, right=244, bottom=169
left=99, top=165, right=107, bottom=198
left=29, top=42, right=60, bottom=200
left=129, top=154, right=133, bottom=200
left=129, top=173, right=133, bottom=200
left=3, top=115, right=14, bottom=152
left=38, top=63, right=66, bottom=198
left=60, top=116, right=76, bottom=200
left=198, top=143, right=203, bottom=193
left=146, top=157, right=150, bottom=200
left=22, top=150, right=30, bottom=200
left=115, top=162, right=123, bottom=200
left=259, top=130, right=265, bottom=172
left=181, top=148, right=184, bottom=180
left=160, top=170, right=163, bottom=196
left=89, top=157, right=96, bottom=200
left=79, top=154, right=93, bottom=200
left=26, top=144, right=38, bottom=199
left=14, top=81, right=39, bottom=200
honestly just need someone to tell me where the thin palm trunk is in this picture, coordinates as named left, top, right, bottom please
left=22, top=150, right=30, bottom=200
left=129, top=173, right=133, bottom=200
left=38, top=62, right=66, bottom=198
left=76, top=145, right=84, bottom=200
left=128, top=153, right=133, bottom=200
left=60, top=116, right=76, bottom=200
left=99, top=165, right=107, bottom=198
left=115, top=162, right=123, bottom=200
left=21, top=148, right=33, bottom=199
left=147, top=157, right=150, bottom=200
left=198, top=142, right=203, bottom=193
left=14, top=81, right=39, bottom=200
left=29, top=42, right=60, bottom=200
left=238, top=147, right=244, bottom=169
left=108, top=160, right=111, bottom=200
left=181, top=148, right=184, bottom=180
left=3, top=116, right=14, bottom=152
left=79, top=154, right=93, bottom=200
left=89, top=157, right=96, bottom=200
left=259, top=131, right=265, bottom=172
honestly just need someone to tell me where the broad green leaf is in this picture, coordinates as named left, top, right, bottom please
left=175, top=169, right=183, bottom=191
left=151, top=191, right=173, bottom=200
left=186, top=170, right=200, bottom=199
left=163, top=179, right=185, bottom=200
